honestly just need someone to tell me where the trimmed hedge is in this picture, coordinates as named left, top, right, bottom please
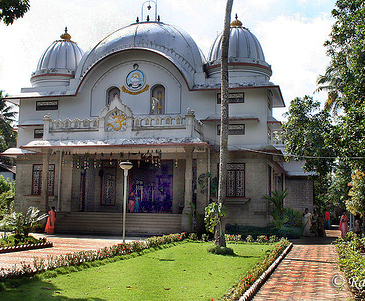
left=226, top=224, right=302, bottom=239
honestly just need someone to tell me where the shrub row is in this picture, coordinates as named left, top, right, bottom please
left=226, top=224, right=302, bottom=239
left=335, top=232, right=365, bottom=299
left=222, top=238, right=290, bottom=301
left=0, top=232, right=187, bottom=281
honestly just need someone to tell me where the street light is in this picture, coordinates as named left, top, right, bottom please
left=119, top=161, right=133, bottom=243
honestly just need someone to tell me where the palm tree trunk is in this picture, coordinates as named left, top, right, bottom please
left=216, top=0, right=233, bottom=247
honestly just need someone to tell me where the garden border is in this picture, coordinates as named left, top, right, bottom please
left=239, top=242, right=293, bottom=301
left=0, top=242, right=53, bottom=254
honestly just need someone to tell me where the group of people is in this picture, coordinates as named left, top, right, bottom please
left=303, top=208, right=363, bottom=238
left=303, top=208, right=329, bottom=237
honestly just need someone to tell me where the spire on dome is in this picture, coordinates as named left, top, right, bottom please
left=60, top=27, right=71, bottom=41
left=230, top=14, right=243, bottom=28
left=140, top=0, right=161, bottom=23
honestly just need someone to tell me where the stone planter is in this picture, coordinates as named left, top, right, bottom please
left=0, top=242, right=53, bottom=253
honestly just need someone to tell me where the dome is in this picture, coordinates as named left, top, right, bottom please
left=207, top=16, right=271, bottom=74
left=75, top=21, right=205, bottom=88
left=31, top=28, right=84, bottom=87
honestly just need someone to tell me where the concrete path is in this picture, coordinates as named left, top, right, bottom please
left=0, top=233, right=142, bottom=269
left=252, top=230, right=354, bottom=301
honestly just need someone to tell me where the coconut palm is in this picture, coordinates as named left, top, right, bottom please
left=216, top=0, right=233, bottom=247
left=315, top=64, right=343, bottom=115
left=0, top=90, right=17, bottom=153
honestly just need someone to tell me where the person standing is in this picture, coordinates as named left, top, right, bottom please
left=339, top=210, right=349, bottom=238
left=45, top=206, right=56, bottom=235
left=303, top=208, right=312, bottom=237
left=325, top=210, right=331, bottom=230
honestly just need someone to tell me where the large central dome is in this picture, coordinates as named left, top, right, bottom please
left=76, top=21, right=205, bottom=88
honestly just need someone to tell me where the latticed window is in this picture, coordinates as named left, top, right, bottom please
left=32, top=164, right=55, bottom=195
left=226, top=163, right=245, bottom=197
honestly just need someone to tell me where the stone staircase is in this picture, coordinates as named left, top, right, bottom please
left=55, top=212, right=182, bottom=236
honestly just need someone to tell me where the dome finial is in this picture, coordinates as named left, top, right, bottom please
left=230, top=14, right=243, bottom=28
left=60, top=27, right=71, bottom=41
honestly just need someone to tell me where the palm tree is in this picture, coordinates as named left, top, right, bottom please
left=216, top=0, right=233, bottom=247
left=0, top=90, right=17, bottom=152
left=315, top=64, right=343, bottom=115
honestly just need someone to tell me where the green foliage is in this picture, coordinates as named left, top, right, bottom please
left=221, top=238, right=290, bottom=300
left=0, top=206, right=48, bottom=237
left=264, top=189, right=288, bottom=228
left=207, top=245, right=235, bottom=256
left=0, top=0, right=30, bottom=25
left=0, top=234, right=44, bottom=247
left=204, top=202, right=227, bottom=234
left=335, top=232, right=365, bottom=300
left=347, top=170, right=365, bottom=217
left=226, top=224, right=302, bottom=239
left=0, top=242, right=274, bottom=301
left=282, top=96, right=336, bottom=177
left=0, top=176, right=14, bottom=218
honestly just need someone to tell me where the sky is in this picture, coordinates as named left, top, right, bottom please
left=0, top=0, right=337, bottom=121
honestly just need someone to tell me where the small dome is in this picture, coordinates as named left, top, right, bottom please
left=76, top=21, right=205, bottom=89
left=208, top=16, right=269, bottom=69
left=31, top=28, right=84, bottom=87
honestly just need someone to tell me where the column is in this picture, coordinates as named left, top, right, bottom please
left=181, top=146, right=194, bottom=231
left=40, top=149, right=50, bottom=212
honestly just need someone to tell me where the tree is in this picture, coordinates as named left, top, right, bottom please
left=347, top=170, right=365, bottom=217
left=215, top=0, right=233, bottom=247
left=315, top=64, right=343, bottom=115
left=282, top=95, right=337, bottom=178
left=0, top=0, right=30, bottom=25
left=0, top=90, right=17, bottom=155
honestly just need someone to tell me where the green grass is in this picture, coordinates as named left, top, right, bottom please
left=1, top=242, right=273, bottom=301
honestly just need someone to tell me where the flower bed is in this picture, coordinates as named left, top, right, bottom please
left=335, top=232, right=365, bottom=300
left=0, top=233, right=186, bottom=281
left=221, top=237, right=291, bottom=301
left=0, top=242, right=53, bottom=253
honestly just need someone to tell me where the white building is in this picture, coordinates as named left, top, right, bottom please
left=3, top=9, right=313, bottom=235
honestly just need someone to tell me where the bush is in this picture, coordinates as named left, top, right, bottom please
left=226, top=224, right=302, bottom=239
left=207, top=245, right=235, bottom=256
left=335, top=232, right=365, bottom=300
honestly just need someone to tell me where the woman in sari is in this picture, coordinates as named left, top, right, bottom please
left=45, top=206, right=56, bottom=234
left=339, top=210, right=349, bottom=238
left=303, top=208, right=312, bottom=237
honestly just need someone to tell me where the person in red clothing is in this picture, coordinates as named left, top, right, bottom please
left=339, top=210, right=349, bottom=238
left=45, top=206, right=56, bottom=234
left=325, top=211, right=331, bottom=230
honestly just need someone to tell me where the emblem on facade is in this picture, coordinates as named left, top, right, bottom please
left=122, top=64, right=149, bottom=95
left=106, top=108, right=127, bottom=132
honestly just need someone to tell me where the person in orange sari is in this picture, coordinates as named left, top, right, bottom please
left=45, top=206, right=56, bottom=234
left=339, top=210, right=349, bottom=238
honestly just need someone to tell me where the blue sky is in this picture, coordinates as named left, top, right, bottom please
left=0, top=0, right=337, bottom=120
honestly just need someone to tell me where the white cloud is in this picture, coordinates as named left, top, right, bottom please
left=254, top=13, right=333, bottom=119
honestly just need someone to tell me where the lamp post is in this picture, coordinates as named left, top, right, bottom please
left=119, top=161, right=133, bottom=243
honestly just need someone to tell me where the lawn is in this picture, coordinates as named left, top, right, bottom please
left=1, top=241, right=274, bottom=301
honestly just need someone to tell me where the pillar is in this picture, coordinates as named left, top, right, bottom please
left=181, top=146, right=194, bottom=231
left=40, top=149, right=50, bottom=212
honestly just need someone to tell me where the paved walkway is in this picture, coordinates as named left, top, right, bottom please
left=252, top=230, right=354, bottom=301
left=0, top=233, right=142, bottom=269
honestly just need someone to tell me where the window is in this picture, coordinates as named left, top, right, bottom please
left=36, top=100, right=58, bottom=111
left=32, top=164, right=55, bottom=195
left=150, top=85, right=165, bottom=114
left=217, top=124, right=245, bottom=135
left=217, top=92, right=244, bottom=104
left=34, top=129, right=43, bottom=139
left=107, top=87, right=120, bottom=104
left=227, top=163, right=245, bottom=197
